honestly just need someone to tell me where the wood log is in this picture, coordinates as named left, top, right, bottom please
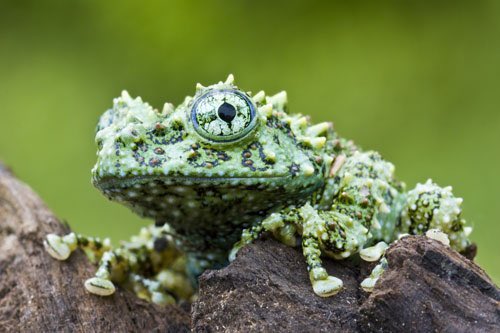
left=0, top=164, right=190, bottom=332
left=193, top=236, right=500, bottom=332
left=1, top=162, right=499, bottom=332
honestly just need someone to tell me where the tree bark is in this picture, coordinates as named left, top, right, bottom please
left=193, top=237, right=499, bottom=333
left=1, top=162, right=499, bottom=333
left=0, top=164, right=190, bottom=332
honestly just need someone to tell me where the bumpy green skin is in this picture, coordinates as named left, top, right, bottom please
left=45, top=75, right=472, bottom=303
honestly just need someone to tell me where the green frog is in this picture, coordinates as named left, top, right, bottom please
left=44, top=75, right=472, bottom=305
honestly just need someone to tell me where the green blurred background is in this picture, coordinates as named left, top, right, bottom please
left=1, top=1, right=498, bottom=282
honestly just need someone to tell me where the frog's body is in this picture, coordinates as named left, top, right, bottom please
left=45, top=75, right=472, bottom=304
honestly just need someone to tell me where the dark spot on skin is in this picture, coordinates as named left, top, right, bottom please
left=136, top=141, right=148, bottom=152
left=169, top=132, right=185, bottom=144
left=289, top=163, right=300, bottom=176
left=338, top=229, right=346, bottom=239
left=217, top=102, right=237, bottom=123
left=243, top=151, right=252, bottom=158
left=115, top=142, right=121, bottom=156
left=191, top=143, right=200, bottom=150
left=327, top=220, right=338, bottom=231
left=216, top=151, right=230, bottom=161
left=154, top=147, right=165, bottom=155
left=149, top=158, right=161, bottom=167
left=133, top=152, right=145, bottom=165
left=154, top=123, right=166, bottom=136
left=153, top=237, right=169, bottom=252
left=205, top=162, right=214, bottom=169
left=241, top=159, right=256, bottom=171
left=258, top=146, right=274, bottom=165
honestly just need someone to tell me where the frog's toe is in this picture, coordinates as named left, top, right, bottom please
left=44, top=234, right=71, bottom=260
left=425, top=228, right=450, bottom=246
left=312, top=276, right=343, bottom=297
left=84, top=277, right=116, bottom=296
left=359, top=241, right=388, bottom=262
left=360, top=257, right=388, bottom=292
left=360, top=276, right=378, bottom=292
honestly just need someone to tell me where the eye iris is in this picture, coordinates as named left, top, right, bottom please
left=217, top=102, right=236, bottom=123
left=191, top=89, right=257, bottom=142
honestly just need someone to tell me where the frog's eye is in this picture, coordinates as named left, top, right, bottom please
left=191, top=89, right=257, bottom=142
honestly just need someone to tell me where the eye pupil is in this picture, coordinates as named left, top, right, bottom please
left=217, top=102, right=237, bottom=123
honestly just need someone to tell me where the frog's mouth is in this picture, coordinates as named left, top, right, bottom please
left=95, top=174, right=293, bottom=190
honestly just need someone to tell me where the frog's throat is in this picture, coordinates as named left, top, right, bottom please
left=93, top=173, right=324, bottom=267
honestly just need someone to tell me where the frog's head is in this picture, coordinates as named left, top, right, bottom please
left=92, top=75, right=334, bottom=254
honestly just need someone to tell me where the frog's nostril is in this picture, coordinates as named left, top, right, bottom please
left=218, top=102, right=236, bottom=123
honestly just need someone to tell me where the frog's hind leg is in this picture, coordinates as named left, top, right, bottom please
left=397, top=179, right=472, bottom=252
left=360, top=179, right=473, bottom=292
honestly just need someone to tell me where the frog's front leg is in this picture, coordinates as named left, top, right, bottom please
left=299, top=203, right=344, bottom=297
left=231, top=204, right=344, bottom=296
left=45, top=224, right=192, bottom=304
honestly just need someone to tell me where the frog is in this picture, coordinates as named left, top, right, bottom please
left=44, top=75, right=473, bottom=305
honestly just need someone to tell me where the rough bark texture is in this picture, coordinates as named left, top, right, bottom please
left=1, top=162, right=499, bottom=332
left=0, top=164, right=190, bottom=332
left=193, top=238, right=500, bottom=333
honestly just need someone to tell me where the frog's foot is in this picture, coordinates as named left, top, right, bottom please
left=299, top=204, right=346, bottom=297
left=360, top=257, right=388, bottom=292
left=44, top=233, right=77, bottom=260
left=359, top=241, right=388, bottom=262
left=83, top=249, right=127, bottom=297
left=84, top=277, right=116, bottom=296
left=310, top=268, right=343, bottom=297
left=44, top=232, right=112, bottom=262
